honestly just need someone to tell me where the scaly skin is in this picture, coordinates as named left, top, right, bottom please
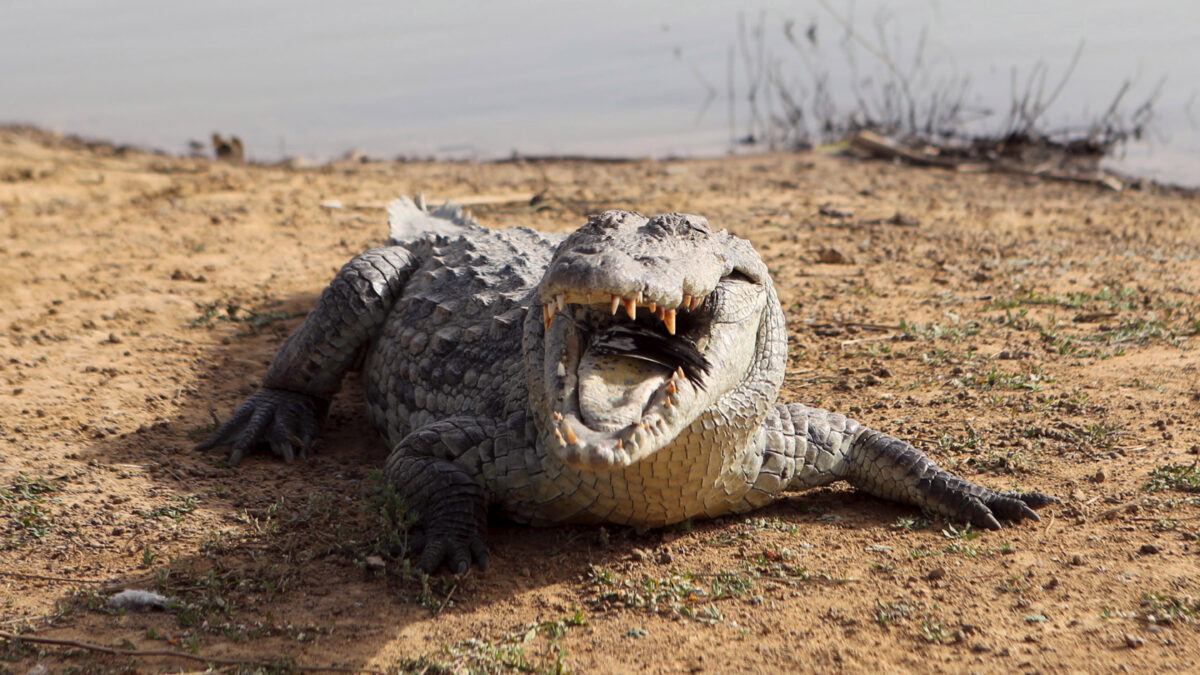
left=198, top=197, right=1055, bottom=573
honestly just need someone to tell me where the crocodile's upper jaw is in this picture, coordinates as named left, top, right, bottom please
left=525, top=210, right=774, bottom=470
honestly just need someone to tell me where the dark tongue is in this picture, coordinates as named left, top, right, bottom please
left=576, top=351, right=668, bottom=431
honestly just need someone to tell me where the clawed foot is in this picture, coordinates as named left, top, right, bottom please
left=951, top=487, right=1059, bottom=531
left=195, top=388, right=329, bottom=465
left=409, top=527, right=490, bottom=574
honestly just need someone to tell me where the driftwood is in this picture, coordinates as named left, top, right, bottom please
left=849, top=130, right=1124, bottom=191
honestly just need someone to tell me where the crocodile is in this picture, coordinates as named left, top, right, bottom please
left=198, top=197, right=1055, bottom=573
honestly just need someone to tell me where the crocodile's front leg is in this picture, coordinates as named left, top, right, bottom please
left=759, top=403, right=1056, bottom=528
left=383, top=416, right=508, bottom=573
left=197, top=247, right=415, bottom=464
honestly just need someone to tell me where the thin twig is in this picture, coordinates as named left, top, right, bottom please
left=0, top=630, right=387, bottom=674
left=433, top=579, right=458, bottom=616
left=0, top=571, right=105, bottom=584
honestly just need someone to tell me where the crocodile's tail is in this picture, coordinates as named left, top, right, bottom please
left=386, top=194, right=483, bottom=245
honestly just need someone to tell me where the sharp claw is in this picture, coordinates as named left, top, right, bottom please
left=979, top=511, right=1002, bottom=531
left=418, top=541, right=446, bottom=573
left=1017, top=502, right=1041, bottom=521
left=228, top=445, right=247, bottom=467
left=471, top=540, right=490, bottom=572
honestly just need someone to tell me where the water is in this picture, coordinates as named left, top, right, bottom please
left=2, top=0, right=1197, bottom=185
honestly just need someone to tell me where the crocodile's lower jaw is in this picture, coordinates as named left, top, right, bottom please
left=540, top=305, right=702, bottom=469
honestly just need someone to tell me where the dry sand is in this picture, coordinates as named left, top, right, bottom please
left=1, top=126, right=1198, bottom=672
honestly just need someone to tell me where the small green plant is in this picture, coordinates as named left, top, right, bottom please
left=997, top=575, right=1029, bottom=593
left=941, top=524, right=980, bottom=557
left=892, top=515, right=932, bottom=531
left=874, top=600, right=912, bottom=627
left=368, top=470, right=419, bottom=558
left=710, top=571, right=755, bottom=599
left=1140, top=592, right=1200, bottom=624
left=920, top=616, right=946, bottom=643
left=141, top=495, right=199, bottom=521
left=1143, top=463, right=1200, bottom=493
left=0, top=473, right=60, bottom=546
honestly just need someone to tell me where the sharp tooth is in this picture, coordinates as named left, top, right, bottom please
left=610, top=294, right=620, bottom=315
left=666, top=380, right=676, bottom=394
left=542, top=303, right=553, bottom=329
left=663, top=395, right=672, bottom=407
left=688, top=295, right=700, bottom=311
left=553, top=411, right=563, bottom=421
left=563, top=420, right=579, bottom=444
left=623, top=297, right=637, bottom=320
left=556, top=293, right=566, bottom=311
left=616, top=438, right=624, bottom=451
left=636, top=291, right=644, bottom=303
left=676, top=366, right=685, bottom=380
left=648, top=301, right=657, bottom=313
left=553, top=428, right=566, bottom=445
left=682, top=295, right=693, bottom=311
left=664, top=309, right=676, bottom=335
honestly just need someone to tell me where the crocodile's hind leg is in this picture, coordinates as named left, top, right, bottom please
left=197, top=246, right=416, bottom=464
left=760, top=403, right=1057, bottom=528
left=383, top=416, right=502, bottom=573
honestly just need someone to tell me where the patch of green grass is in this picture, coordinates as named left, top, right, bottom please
left=1081, top=423, right=1120, bottom=449
left=1103, top=317, right=1171, bottom=345
left=436, top=616, right=583, bottom=673
left=920, top=615, right=948, bottom=643
left=997, top=575, right=1029, bottom=594
left=139, top=494, right=199, bottom=521
left=963, top=365, right=1052, bottom=391
left=941, top=524, right=980, bottom=558
left=986, top=282, right=1138, bottom=312
left=0, top=473, right=60, bottom=546
left=874, top=600, right=913, bottom=627
left=936, top=428, right=982, bottom=454
left=892, top=515, right=932, bottom=531
left=189, top=299, right=303, bottom=334
left=587, top=567, right=702, bottom=615
left=1140, top=592, right=1200, bottom=625
left=1143, top=463, right=1200, bottom=493
left=368, top=470, right=419, bottom=559
left=898, top=319, right=981, bottom=343
left=968, top=448, right=1029, bottom=474
left=710, top=571, right=755, bottom=599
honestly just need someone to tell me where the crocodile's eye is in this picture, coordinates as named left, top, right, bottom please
left=645, top=213, right=711, bottom=238
left=725, top=269, right=759, bottom=285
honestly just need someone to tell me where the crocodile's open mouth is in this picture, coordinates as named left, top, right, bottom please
left=538, top=276, right=763, bottom=470
left=541, top=290, right=711, bottom=468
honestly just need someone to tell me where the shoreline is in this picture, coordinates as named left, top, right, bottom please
left=7, top=122, right=1198, bottom=194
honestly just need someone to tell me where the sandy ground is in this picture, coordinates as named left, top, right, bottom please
left=1, top=125, right=1198, bottom=673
